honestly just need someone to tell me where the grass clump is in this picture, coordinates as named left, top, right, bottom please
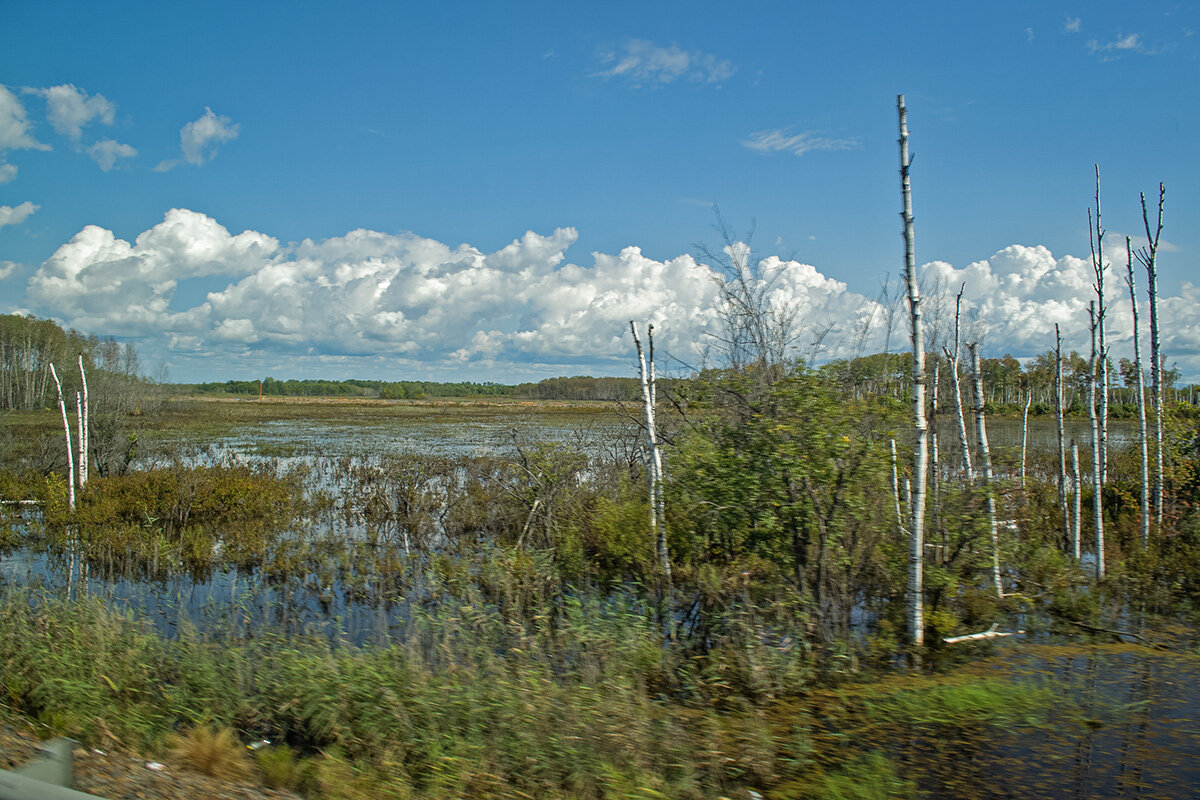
left=166, top=724, right=252, bottom=781
left=254, top=744, right=307, bottom=790
left=816, top=751, right=920, bottom=800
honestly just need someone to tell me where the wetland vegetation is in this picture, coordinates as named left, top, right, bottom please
left=2, top=313, right=1200, bottom=798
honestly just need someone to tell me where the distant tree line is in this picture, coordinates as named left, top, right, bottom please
left=185, top=375, right=654, bottom=402
left=0, top=314, right=142, bottom=411
left=823, top=349, right=1190, bottom=415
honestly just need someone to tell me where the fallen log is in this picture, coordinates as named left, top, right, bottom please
left=943, top=624, right=1025, bottom=644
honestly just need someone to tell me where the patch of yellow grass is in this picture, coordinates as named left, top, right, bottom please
left=166, top=725, right=252, bottom=781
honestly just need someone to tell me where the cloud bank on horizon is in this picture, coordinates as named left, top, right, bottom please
left=6, top=209, right=1196, bottom=383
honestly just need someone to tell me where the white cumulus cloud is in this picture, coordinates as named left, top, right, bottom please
left=0, top=162, right=15, bottom=184
left=0, top=201, right=39, bottom=229
left=18, top=212, right=1200, bottom=382
left=594, top=39, right=735, bottom=87
left=30, top=84, right=116, bottom=140
left=155, top=107, right=240, bottom=171
left=0, top=85, right=50, bottom=152
left=87, top=138, right=138, bottom=171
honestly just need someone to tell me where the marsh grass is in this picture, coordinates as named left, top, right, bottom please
left=167, top=724, right=253, bottom=780
left=0, top=585, right=812, bottom=799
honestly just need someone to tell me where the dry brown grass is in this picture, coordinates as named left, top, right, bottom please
left=166, top=725, right=252, bottom=781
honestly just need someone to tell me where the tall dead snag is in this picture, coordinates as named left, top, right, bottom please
left=898, top=94, right=927, bottom=649
left=1071, top=440, right=1082, bottom=560
left=78, top=354, right=89, bottom=488
left=1137, top=184, right=1165, bottom=528
left=1089, top=166, right=1110, bottom=485
left=630, top=321, right=670, bottom=583
left=1125, top=237, right=1150, bottom=547
left=1088, top=302, right=1105, bottom=579
left=969, top=344, right=1003, bottom=597
left=49, top=363, right=76, bottom=512
left=942, top=284, right=973, bottom=481
left=1020, top=391, right=1032, bottom=493
left=1055, top=326, right=1070, bottom=552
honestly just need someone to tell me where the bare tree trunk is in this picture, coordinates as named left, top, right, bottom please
left=1055, top=325, right=1070, bottom=550
left=1138, top=185, right=1165, bottom=528
left=630, top=321, right=670, bottom=583
left=76, top=391, right=85, bottom=490
left=969, top=344, right=1003, bottom=597
left=1071, top=440, right=1082, bottom=560
left=1125, top=238, right=1150, bottom=548
left=1020, top=391, right=1031, bottom=492
left=898, top=94, right=927, bottom=650
left=943, top=284, right=973, bottom=481
left=1088, top=303, right=1105, bottom=579
left=49, top=363, right=75, bottom=512
left=1089, top=167, right=1109, bottom=486
left=891, top=438, right=905, bottom=534
left=78, top=354, right=89, bottom=488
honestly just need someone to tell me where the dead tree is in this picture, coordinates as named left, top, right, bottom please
left=898, top=94, right=928, bottom=649
left=630, top=321, right=670, bottom=583
left=969, top=344, right=1003, bottom=597
left=1125, top=237, right=1150, bottom=547
left=1071, top=440, right=1082, bottom=560
left=942, top=284, right=973, bottom=480
left=1088, top=302, right=1105, bottom=579
left=1137, top=184, right=1165, bottom=528
left=1088, top=167, right=1110, bottom=485
left=1055, top=325, right=1070, bottom=550
left=1020, top=390, right=1032, bottom=492
left=78, top=354, right=89, bottom=488
left=49, top=363, right=76, bottom=512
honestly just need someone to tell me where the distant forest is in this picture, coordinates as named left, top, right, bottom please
left=3, top=313, right=1194, bottom=410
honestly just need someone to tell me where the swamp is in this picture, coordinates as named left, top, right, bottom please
left=2, top=365, right=1199, bottom=799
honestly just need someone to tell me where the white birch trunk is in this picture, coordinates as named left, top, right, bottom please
left=969, top=344, right=1003, bottom=597
left=1020, top=392, right=1031, bottom=492
left=78, top=354, right=89, bottom=487
left=1139, top=185, right=1165, bottom=528
left=891, top=438, right=905, bottom=533
left=1071, top=440, right=1082, bottom=560
left=49, top=363, right=75, bottom=512
left=76, top=391, right=85, bottom=491
left=1088, top=303, right=1105, bottom=579
left=898, top=95, right=927, bottom=649
left=630, top=321, right=670, bottom=583
left=1126, top=238, right=1150, bottom=548
left=1055, top=326, right=1070, bottom=549
left=1090, top=168, right=1109, bottom=487
left=944, top=285, right=972, bottom=481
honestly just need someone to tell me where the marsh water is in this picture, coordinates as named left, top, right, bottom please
left=3, top=403, right=1195, bottom=798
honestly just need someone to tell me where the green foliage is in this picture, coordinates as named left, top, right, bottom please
left=815, top=751, right=920, bottom=800
left=669, top=369, right=899, bottom=647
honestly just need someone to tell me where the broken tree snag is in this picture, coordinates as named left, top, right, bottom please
left=630, top=320, right=670, bottom=583
left=78, top=354, right=89, bottom=488
left=898, top=94, right=928, bottom=650
left=969, top=343, right=1002, bottom=598
left=943, top=282, right=973, bottom=481
left=1080, top=438, right=1089, bottom=563
left=1126, top=236, right=1150, bottom=548
left=1055, top=325, right=1069, bottom=550
left=49, top=363, right=76, bottom=512
left=1137, top=184, right=1165, bottom=528
left=1088, top=302, right=1105, bottom=579
left=1020, top=391, right=1031, bottom=492
left=1090, top=166, right=1110, bottom=486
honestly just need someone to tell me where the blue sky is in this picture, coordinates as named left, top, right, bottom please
left=2, top=1, right=1197, bottom=382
